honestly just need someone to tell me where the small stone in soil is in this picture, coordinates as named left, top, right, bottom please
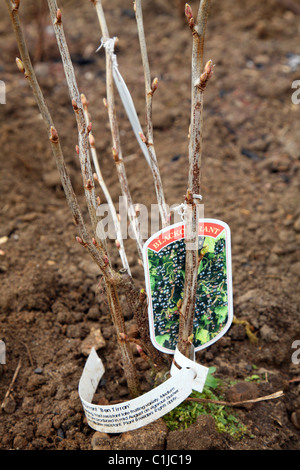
left=57, top=428, right=65, bottom=440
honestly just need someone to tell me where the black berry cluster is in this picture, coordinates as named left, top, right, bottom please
left=148, top=235, right=228, bottom=351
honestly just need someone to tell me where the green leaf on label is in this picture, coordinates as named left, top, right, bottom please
left=195, top=328, right=210, bottom=344
left=214, top=305, right=228, bottom=323
left=155, top=334, right=170, bottom=346
left=202, top=237, right=216, bottom=254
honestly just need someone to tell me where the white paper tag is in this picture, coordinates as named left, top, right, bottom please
left=79, top=347, right=208, bottom=433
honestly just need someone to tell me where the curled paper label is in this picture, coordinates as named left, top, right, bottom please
left=79, top=347, right=208, bottom=433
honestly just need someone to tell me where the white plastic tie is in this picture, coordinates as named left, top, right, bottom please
left=173, top=202, right=187, bottom=221
left=170, top=347, right=209, bottom=393
left=173, top=194, right=202, bottom=221
left=96, top=37, right=152, bottom=168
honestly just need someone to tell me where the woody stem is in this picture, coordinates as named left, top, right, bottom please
left=178, top=0, right=211, bottom=357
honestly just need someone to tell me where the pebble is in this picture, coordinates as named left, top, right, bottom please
left=235, top=289, right=261, bottom=306
left=255, top=20, right=269, bottom=39
left=272, top=243, right=297, bottom=255
left=268, top=253, right=279, bottom=266
left=43, top=170, right=61, bottom=189
left=253, top=54, right=270, bottom=66
left=87, top=305, right=99, bottom=320
left=57, top=428, right=66, bottom=440
left=22, top=396, right=35, bottom=414
left=225, top=381, right=259, bottom=404
left=91, top=431, right=111, bottom=450
left=27, top=374, right=46, bottom=392
left=291, top=410, right=300, bottom=430
left=290, top=262, right=300, bottom=277
left=66, top=324, right=88, bottom=339
left=259, top=324, right=279, bottom=343
left=13, top=435, right=28, bottom=449
left=294, top=216, right=300, bottom=233
left=2, top=395, right=16, bottom=414
left=80, top=327, right=106, bottom=356
left=279, top=229, right=295, bottom=243
left=78, top=259, right=101, bottom=278
left=36, top=418, right=53, bottom=438
left=229, top=324, right=246, bottom=341
left=0, top=236, right=8, bottom=245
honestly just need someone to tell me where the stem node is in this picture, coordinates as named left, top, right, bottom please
left=49, top=126, right=59, bottom=143
left=55, top=8, right=62, bottom=25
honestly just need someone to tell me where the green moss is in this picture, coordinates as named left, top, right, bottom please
left=163, top=367, right=247, bottom=440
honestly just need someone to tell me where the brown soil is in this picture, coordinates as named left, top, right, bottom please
left=0, top=0, right=300, bottom=451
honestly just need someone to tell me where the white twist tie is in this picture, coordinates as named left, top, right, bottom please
left=173, top=194, right=202, bottom=221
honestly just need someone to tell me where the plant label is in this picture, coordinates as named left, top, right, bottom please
left=143, top=219, right=233, bottom=354
left=79, top=346, right=208, bottom=433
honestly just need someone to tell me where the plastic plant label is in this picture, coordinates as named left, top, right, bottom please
left=143, top=218, right=233, bottom=354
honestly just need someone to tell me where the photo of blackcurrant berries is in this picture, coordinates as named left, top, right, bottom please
left=147, top=233, right=228, bottom=352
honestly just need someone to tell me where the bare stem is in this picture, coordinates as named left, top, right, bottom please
left=46, top=0, right=107, bottom=252
left=92, top=0, right=144, bottom=260
left=81, top=94, right=131, bottom=275
left=47, top=0, right=140, bottom=397
left=104, top=277, right=140, bottom=398
left=119, top=275, right=164, bottom=367
left=188, top=0, right=212, bottom=194
left=178, top=0, right=212, bottom=357
left=178, top=195, right=200, bottom=357
left=134, top=0, right=169, bottom=229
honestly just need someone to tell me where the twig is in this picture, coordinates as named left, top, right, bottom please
left=289, top=377, right=300, bottom=384
left=178, top=1, right=212, bottom=358
left=1, top=358, right=21, bottom=411
left=134, top=0, right=169, bottom=229
left=46, top=1, right=107, bottom=253
left=92, top=0, right=144, bottom=260
left=186, top=390, right=284, bottom=407
left=81, top=93, right=131, bottom=275
left=21, top=341, right=34, bottom=367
